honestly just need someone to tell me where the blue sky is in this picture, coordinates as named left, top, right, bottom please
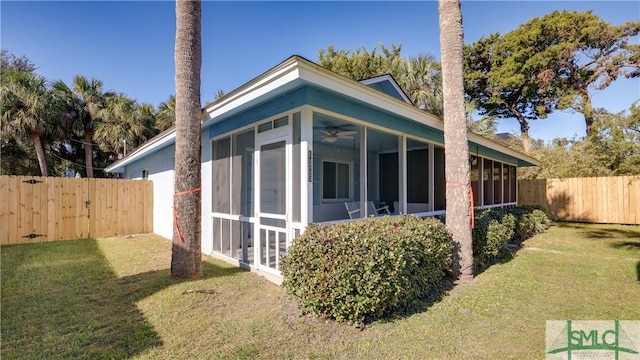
left=2, top=1, right=639, bottom=142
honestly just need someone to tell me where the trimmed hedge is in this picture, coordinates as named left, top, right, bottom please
left=472, top=209, right=516, bottom=271
left=472, top=206, right=550, bottom=271
left=511, top=206, right=551, bottom=244
left=280, top=215, right=453, bottom=324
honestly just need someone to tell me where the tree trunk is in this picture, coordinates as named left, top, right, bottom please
left=84, top=127, right=94, bottom=178
left=439, top=0, right=473, bottom=281
left=171, top=0, right=202, bottom=278
left=581, top=90, right=595, bottom=137
left=514, top=113, right=532, bottom=153
left=29, top=132, right=48, bottom=176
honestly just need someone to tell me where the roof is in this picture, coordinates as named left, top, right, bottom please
left=106, top=55, right=539, bottom=172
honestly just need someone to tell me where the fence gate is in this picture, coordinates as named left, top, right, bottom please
left=1, top=176, right=153, bottom=245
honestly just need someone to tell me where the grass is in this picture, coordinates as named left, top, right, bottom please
left=1, top=223, right=639, bottom=359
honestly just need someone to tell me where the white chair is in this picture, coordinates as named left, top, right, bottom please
left=368, top=201, right=390, bottom=216
left=344, top=201, right=390, bottom=219
left=344, top=201, right=361, bottom=219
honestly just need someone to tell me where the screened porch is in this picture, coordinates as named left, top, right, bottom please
left=208, top=108, right=520, bottom=275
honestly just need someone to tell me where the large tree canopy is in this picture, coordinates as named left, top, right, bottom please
left=464, top=10, right=640, bottom=152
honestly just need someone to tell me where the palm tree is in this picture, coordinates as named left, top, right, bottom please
left=155, top=95, right=176, bottom=132
left=439, top=0, right=473, bottom=281
left=0, top=72, right=59, bottom=176
left=398, top=54, right=444, bottom=116
left=94, top=94, right=156, bottom=157
left=71, top=76, right=111, bottom=178
left=50, top=79, right=90, bottom=175
left=171, top=0, right=202, bottom=278
left=466, top=99, right=497, bottom=139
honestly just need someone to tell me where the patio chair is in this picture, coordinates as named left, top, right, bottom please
left=344, top=201, right=390, bottom=219
left=368, top=201, right=391, bottom=216
left=344, top=201, right=361, bottom=219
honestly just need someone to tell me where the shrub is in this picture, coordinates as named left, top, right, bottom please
left=512, top=206, right=551, bottom=244
left=280, top=215, right=453, bottom=324
left=472, top=206, right=551, bottom=271
left=472, top=209, right=516, bottom=271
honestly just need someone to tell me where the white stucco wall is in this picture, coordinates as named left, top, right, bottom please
left=123, top=129, right=213, bottom=250
left=125, top=144, right=176, bottom=240
left=200, top=132, right=212, bottom=255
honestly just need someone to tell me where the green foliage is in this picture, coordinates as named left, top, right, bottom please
left=472, top=209, right=516, bottom=271
left=0, top=136, right=41, bottom=175
left=280, top=215, right=453, bottom=324
left=397, top=54, right=443, bottom=116
left=590, top=102, right=640, bottom=175
left=519, top=136, right=615, bottom=179
left=511, top=206, right=551, bottom=243
left=156, top=95, right=176, bottom=132
left=464, top=10, right=640, bottom=146
left=1, top=49, right=36, bottom=81
left=472, top=206, right=550, bottom=272
left=317, top=43, right=403, bottom=82
left=519, top=102, right=640, bottom=179
left=317, top=44, right=497, bottom=137
left=1, top=49, right=165, bottom=177
left=94, top=94, right=157, bottom=155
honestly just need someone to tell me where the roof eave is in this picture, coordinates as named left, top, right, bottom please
left=104, top=128, right=177, bottom=173
left=468, top=132, right=540, bottom=167
left=106, top=55, right=539, bottom=172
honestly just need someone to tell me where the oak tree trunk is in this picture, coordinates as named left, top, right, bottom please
left=581, top=90, right=595, bottom=137
left=439, top=0, right=474, bottom=281
left=514, top=113, right=532, bottom=153
left=171, top=0, right=202, bottom=278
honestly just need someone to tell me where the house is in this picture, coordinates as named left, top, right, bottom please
left=105, top=55, right=539, bottom=282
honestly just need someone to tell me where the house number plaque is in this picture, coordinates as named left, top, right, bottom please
left=307, top=150, right=312, bottom=182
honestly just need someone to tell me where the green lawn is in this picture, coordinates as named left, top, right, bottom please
left=2, top=223, right=639, bottom=359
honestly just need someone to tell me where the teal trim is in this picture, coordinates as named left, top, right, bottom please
left=208, top=84, right=535, bottom=167
left=306, top=87, right=535, bottom=167
left=470, top=142, right=536, bottom=167
left=209, top=86, right=307, bottom=138
left=307, top=87, right=444, bottom=144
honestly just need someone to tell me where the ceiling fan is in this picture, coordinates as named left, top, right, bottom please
left=320, top=126, right=357, bottom=143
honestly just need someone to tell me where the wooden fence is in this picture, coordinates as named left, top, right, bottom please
left=1, top=176, right=153, bottom=245
left=518, top=176, right=640, bottom=225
